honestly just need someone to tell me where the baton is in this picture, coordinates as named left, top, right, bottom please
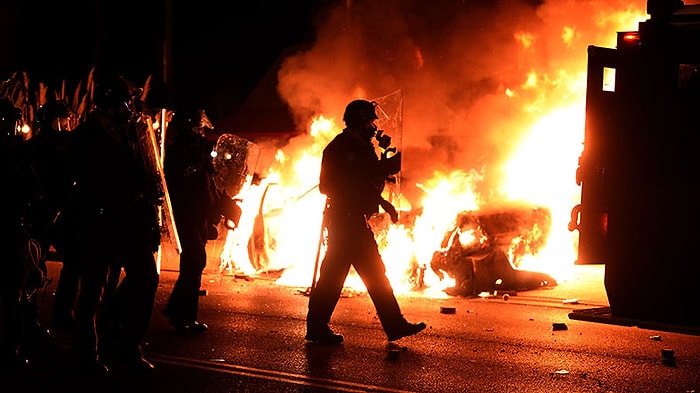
left=310, top=197, right=329, bottom=293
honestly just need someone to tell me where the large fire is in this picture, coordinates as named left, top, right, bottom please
left=216, top=0, right=649, bottom=297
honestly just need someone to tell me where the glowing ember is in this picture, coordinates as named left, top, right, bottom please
left=218, top=1, right=649, bottom=297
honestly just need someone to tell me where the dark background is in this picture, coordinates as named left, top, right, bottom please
left=0, top=0, right=330, bottom=133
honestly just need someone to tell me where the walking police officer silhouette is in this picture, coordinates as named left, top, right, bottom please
left=306, top=99, right=426, bottom=345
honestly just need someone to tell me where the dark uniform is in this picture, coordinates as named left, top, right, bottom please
left=306, top=99, right=426, bottom=344
left=163, top=108, right=224, bottom=333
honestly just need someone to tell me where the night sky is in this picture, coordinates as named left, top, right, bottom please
left=0, top=0, right=329, bottom=131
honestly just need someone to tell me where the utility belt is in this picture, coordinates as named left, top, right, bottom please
left=326, top=206, right=375, bottom=230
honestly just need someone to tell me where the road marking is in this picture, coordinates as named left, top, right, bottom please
left=150, top=353, right=416, bottom=393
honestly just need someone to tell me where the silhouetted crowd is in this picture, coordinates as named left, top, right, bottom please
left=0, top=71, right=231, bottom=377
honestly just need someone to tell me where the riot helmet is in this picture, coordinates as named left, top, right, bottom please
left=34, top=99, right=77, bottom=134
left=92, top=74, right=140, bottom=125
left=93, top=75, right=133, bottom=109
left=0, top=98, right=22, bottom=139
left=343, top=99, right=378, bottom=128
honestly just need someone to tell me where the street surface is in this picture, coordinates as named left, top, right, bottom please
left=10, top=254, right=700, bottom=393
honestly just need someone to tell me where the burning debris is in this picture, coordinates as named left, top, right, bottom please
left=429, top=205, right=557, bottom=297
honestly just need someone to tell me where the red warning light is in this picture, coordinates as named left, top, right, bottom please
left=622, top=32, right=640, bottom=43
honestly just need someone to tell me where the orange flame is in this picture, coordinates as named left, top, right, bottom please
left=219, top=2, right=649, bottom=298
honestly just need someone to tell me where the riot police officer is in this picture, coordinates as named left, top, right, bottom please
left=162, top=108, right=226, bottom=333
left=306, top=99, right=425, bottom=344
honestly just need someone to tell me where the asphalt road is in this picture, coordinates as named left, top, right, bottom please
left=8, top=258, right=700, bottom=393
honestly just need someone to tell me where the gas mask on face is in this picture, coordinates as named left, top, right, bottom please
left=359, top=119, right=379, bottom=141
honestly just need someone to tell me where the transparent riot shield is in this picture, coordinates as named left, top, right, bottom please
left=373, top=89, right=403, bottom=206
left=134, top=116, right=181, bottom=273
left=211, top=133, right=260, bottom=276
left=212, top=133, right=260, bottom=198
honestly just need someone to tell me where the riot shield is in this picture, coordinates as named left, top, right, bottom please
left=373, top=89, right=403, bottom=150
left=212, top=133, right=260, bottom=198
left=373, top=90, right=403, bottom=206
left=211, top=133, right=260, bottom=276
left=134, top=116, right=181, bottom=272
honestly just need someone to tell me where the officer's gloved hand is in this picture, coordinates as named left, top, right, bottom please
left=379, top=151, right=401, bottom=176
left=379, top=199, right=399, bottom=223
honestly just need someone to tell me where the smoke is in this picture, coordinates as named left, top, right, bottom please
left=276, top=0, right=647, bottom=206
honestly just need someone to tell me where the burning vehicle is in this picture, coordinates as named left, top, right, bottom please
left=429, top=205, right=557, bottom=297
